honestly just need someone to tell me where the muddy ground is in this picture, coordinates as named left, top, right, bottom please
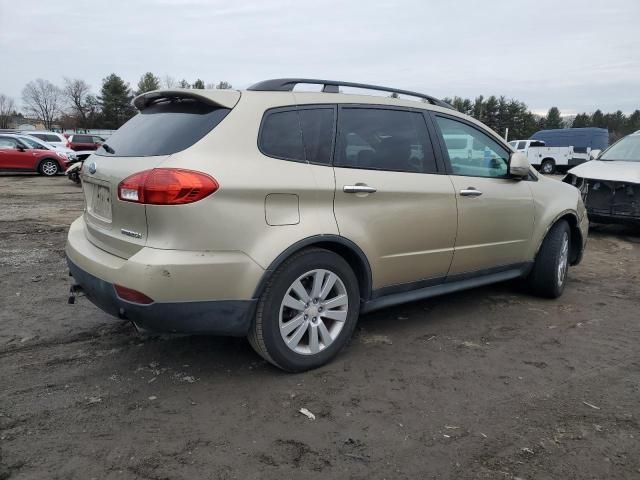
left=0, top=174, right=639, bottom=480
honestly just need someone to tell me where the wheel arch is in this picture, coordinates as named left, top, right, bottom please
left=534, top=211, right=583, bottom=265
left=252, top=235, right=373, bottom=302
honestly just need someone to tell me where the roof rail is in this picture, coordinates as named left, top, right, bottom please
left=247, top=78, right=453, bottom=109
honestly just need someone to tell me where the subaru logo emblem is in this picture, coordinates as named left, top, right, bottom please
left=88, top=162, right=97, bottom=174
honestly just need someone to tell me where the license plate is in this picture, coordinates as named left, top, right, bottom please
left=90, top=185, right=112, bottom=222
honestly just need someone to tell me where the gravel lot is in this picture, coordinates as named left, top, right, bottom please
left=1, top=174, right=639, bottom=480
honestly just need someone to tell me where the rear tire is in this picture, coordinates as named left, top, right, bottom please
left=39, top=159, right=60, bottom=176
left=528, top=220, right=571, bottom=298
left=248, top=248, right=360, bottom=372
left=540, top=159, right=555, bottom=175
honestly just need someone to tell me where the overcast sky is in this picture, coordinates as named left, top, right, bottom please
left=1, top=0, right=638, bottom=115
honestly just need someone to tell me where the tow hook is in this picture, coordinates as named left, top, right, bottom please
left=68, top=283, right=84, bottom=304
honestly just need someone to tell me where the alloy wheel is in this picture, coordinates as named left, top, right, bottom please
left=279, top=269, right=348, bottom=355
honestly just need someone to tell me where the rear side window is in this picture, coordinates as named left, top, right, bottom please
left=259, top=110, right=304, bottom=161
left=299, top=108, right=334, bottom=165
left=335, top=108, right=438, bottom=174
left=96, top=99, right=230, bottom=157
left=259, top=107, right=336, bottom=164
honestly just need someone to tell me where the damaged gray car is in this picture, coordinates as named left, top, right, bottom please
left=564, top=131, right=640, bottom=225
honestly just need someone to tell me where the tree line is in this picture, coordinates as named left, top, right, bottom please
left=443, top=95, right=640, bottom=142
left=0, top=73, right=233, bottom=131
left=1, top=76, right=638, bottom=141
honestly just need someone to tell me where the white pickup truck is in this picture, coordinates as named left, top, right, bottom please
left=508, top=139, right=600, bottom=174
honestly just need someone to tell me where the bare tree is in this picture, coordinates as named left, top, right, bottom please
left=63, top=78, right=91, bottom=128
left=22, top=79, right=63, bottom=130
left=163, top=75, right=176, bottom=89
left=0, top=94, right=16, bottom=129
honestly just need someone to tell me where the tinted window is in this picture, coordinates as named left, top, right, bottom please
left=517, top=141, right=526, bottom=150
left=259, top=110, right=304, bottom=161
left=96, top=99, right=230, bottom=157
left=300, top=108, right=334, bottom=165
left=435, top=116, right=509, bottom=178
left=73, top=135, right=93, bottom=143
left=335, top=108, right=437, bottom=174
left=45, top=134, right=61, bottom=142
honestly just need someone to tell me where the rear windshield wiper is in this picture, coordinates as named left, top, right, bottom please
left=102, top=143, right=115, bottom=154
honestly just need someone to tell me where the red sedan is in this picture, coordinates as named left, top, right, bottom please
left=0, top=135, right=71, bottom=176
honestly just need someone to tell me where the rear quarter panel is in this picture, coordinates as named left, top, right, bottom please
left=144, top=91, right=339, bottom=270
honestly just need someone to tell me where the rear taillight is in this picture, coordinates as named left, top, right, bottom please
left=118, top=168, right=218, bottom=205
left=114, top=284, right=154, bottom=304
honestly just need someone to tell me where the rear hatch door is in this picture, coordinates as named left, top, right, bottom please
left=81, top=89, right=239, bottom=259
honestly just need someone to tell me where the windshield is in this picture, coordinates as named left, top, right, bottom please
left=599, top=134, right=640, bottom=162
left=19, top=136, right=50, bottom=150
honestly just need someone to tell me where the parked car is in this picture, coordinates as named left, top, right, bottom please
left=67, top=134, right=103, bottom=151
left=564, top=131, right=640, bottom=225
left=0, top=134, right=71, bottom=175
left=66, top=78, right=588, bottom=371
left=14, top=134, right=78, bottom=161
left=23, top=131, right=68, bottom=149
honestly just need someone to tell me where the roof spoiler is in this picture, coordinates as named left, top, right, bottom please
left=133, top=89, right=240, bottom=111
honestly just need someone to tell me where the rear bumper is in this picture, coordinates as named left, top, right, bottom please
left=65, top=217, right=264, bottom=335
left=68, top=259, right=255, bottom=335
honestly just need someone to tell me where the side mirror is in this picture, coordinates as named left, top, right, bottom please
left=509, top=151, right=530, bottom=178
left=590, top=149, right=601, bottom=160
left=16, top=145, right=25, bottom=152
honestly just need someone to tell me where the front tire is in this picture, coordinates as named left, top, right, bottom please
left=39, top=159, right=60, bottom=176
left=528, top=220, right=571, bottom=298
left=248, top=248, right=360, bottom=372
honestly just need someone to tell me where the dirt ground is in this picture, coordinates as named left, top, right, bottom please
left=1, top=174, right=639, bottom=480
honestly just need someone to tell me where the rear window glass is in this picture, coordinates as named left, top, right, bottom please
left=96, top=99, right=230, bottom=157
left=73, top=135, right=93, bottom=143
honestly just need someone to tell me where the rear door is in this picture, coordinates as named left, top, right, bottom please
left=81, top=96, right=234, bottom=259
left=431, top=113, right=534, bottom=275
left=332, top=106, right=457, bottom=293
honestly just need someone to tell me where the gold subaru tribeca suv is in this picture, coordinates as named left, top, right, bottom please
left=66, top=78, right=588, bottom=371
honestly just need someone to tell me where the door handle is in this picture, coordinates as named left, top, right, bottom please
left=460, top=187, right=483, bottom=197
left=343, top=185, right=377, bottom=194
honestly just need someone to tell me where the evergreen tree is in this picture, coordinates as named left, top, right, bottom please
left=544, top=107, right=563, bottom=129
left=627, top=110, right=640, bottom=133
left=98, top=74, right=136, bottom=129
left=572, top=113, right=591, bottom=128
left=177, top=79, right=191, bottom=89
left=136, top=72, right=160, bottom=95
left=192, top=79, right=205, bottom=89
left=216, top=81, right=233, bottom=90
left=591, top=110, right=605, bottom=128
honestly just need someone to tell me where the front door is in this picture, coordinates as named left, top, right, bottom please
left=332, top=106, right=457, bottom=294
left=431, top=114, right=535, bottom=275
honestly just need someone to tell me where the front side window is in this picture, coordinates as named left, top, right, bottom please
left=335, top=108, right=437, bottom=174
left=0, top=137, right=19, bottom=149
left=19, top=137, right=45, bottom=149
left=434, top=116, right=509, bottom=178
left=599, top=134, right=640, bottom=162
left=517, top=141, right=527, bottom=150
